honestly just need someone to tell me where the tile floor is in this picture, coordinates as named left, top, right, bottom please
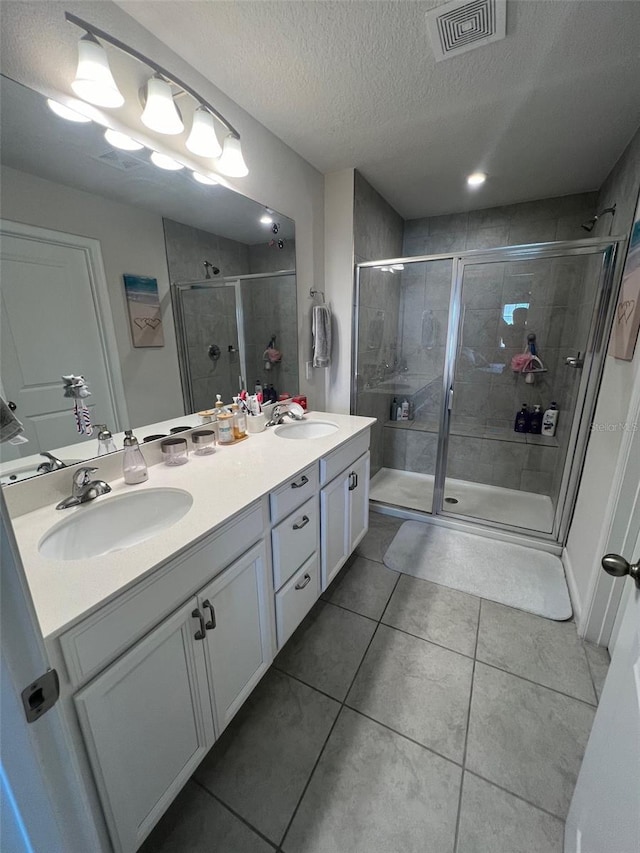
left=141, top=513, right=610, bottom=853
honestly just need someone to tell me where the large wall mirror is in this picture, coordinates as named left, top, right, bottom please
left=0, top=74, right=297, bottom=484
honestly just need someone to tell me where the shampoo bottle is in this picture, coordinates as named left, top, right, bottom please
left=529, top=405, right=543, bottom=435
left=123, top=430, right=148, bottom=484
left=541, top=402, right=559, bottom=437
left=401, top=399, right=410, bottom=420
left=514, top=403, right=529, bottom=433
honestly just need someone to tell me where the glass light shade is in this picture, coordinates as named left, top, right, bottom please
left=104, top=129, right=144, bottom=151
left=150, top=151, right=184, bottom=171
left=467, top=171, right=487, bottom=187
left=192, top=171, right=219, bottom=185
left=47, top=99, right=91, bottom=123
left=260, top=214, right=273, bottom=225
left=141, top=77, right=183, bottom=135
left=186, top=107, right=222, bottom=158
left=71, top=35, right=124, bottom=108
left=216, top=134, right=249, bottom=177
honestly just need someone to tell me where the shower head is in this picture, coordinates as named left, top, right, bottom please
left=581, top=205, right=616, bottom=233
left=203, top=260, right=220, bottom=279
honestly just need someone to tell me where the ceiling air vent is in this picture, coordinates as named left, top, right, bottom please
left=426, top=0, right=506, bottom=61
left=93, top=148, right=146, bottom=172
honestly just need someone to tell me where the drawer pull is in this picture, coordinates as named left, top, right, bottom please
left=203, top=599, right=216, bottom=630
left=295, top=573, right=312, bottom=590
left=192, top=608, right=206, bottom=640
left=348, top=472, right=357, bottom=491
left=293, top=515, right=310, bottom=530
left=291, top=475, right=309, bottom=489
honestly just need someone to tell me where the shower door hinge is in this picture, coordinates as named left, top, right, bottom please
left=21, top=668, right=59, bottom=723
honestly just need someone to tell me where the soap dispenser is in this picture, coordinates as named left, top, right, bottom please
left=123, top=429, right=148, bottom=484
left=96, top=424, right=117, bottom=455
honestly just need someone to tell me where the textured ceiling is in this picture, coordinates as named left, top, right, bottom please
left=116, top=0, right=640, bottom=218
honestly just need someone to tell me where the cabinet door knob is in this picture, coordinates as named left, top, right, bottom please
left=291, top=475, right=309, bottom=489
left=192, top=608, right=206, bottom=640
left=295, top=573, right=312, bottom=590
left=203, top=598, right=216, bottom=630
left=293, top=515, right=310, bottom=530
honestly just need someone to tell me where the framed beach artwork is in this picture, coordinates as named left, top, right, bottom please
left=610, top=195, right=640, bottom=361
left=123, top=274, right=165, bottom=348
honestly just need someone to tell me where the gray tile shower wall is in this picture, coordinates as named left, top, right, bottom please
left=248, top=240, right=296, bottom=274
left=353, top=171, right=404, bottom=476
left=163, top=217, right=251, bottom=282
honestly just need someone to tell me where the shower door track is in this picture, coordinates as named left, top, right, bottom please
left=353, top=235, right=625, bottom=545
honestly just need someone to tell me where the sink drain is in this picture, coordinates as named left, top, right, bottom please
left=444, top=497, right=459, bottom=504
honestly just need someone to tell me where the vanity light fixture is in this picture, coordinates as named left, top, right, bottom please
left=192, top=171, right=219, bottom=185
left=216, top=134, right=249, bottom=178
left=47, top=98, right=92, bottom=123
left=150, top=151, right=184, bottom=171
left=65, top=12, right=249, bottom=176
left=260, top=214, right=274, bottom=225
left=71, top=32, right=125, bottom=108
left=104, top=129, right=144, bottom=151
left=141, top=76, right=184, bottom=135
left=467, top=171, right=487, bottom=188
left=186, top=107, right=222, bottom=158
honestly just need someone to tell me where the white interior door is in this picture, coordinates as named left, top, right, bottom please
left=0, top=223, right=125, bottom=461
left=565, top=477, right=640, bottom=850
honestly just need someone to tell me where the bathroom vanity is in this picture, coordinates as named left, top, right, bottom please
left=6, top=411, right=373, bottom=853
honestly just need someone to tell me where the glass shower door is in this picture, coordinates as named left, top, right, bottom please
left=441, top=249, right=610, bottom=534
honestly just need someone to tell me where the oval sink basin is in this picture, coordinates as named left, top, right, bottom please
left=274, top=421, right=339, bottom=440
left=38, top=488, right=193, bottom=561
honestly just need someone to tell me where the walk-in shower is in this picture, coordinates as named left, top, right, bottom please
left=353, top=237, right=622, bottom=543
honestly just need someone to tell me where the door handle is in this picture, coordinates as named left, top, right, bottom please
left=601, top=553, right=640, bottom=589
left=295, top=573, right=312, bottom=590
left=203, top=599, right=216, bottom=630
left=447, top=386, right=454, bottom=411
left=565, top=354, right=584, bottom=369
left=291, top=475, right=309, bottom=489
left=348, top=472, right=356, bottom=491
left=192, top=608, right=206, bottom=640
left=293, top=515, right=310, bottom=530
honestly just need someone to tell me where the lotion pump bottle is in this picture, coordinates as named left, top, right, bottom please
left=123, top=429, right=148, bottom=484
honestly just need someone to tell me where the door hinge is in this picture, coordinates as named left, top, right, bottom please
left=21, top=669, right=60, bottom=723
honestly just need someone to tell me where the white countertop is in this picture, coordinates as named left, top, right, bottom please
left=9, top=412, right=374, bottom=641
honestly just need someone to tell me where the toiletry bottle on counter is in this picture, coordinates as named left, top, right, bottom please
left=529, top=405, right=543, bottom=435
left=514, top=403, right=529, bottom=433
left=401, top=399, right=410, bottom=420
left=231, top=398, right=247, bottom=439
left=123, top=430, right=148, bottom=484
left=390, top=397, right=399, bottom=421
left=96, top=424, right=117, bottom=455
left=541, top=402, right=559, bottom=437
left=217, top=410, right=234, bottom=444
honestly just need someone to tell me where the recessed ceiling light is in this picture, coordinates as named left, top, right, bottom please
left=104, top=129, right=144, bottom=151
left=47, top=98, right=92, bottom=123
left=150, top=151, right=184, bottom=171
left=467, top=171, right=487, bottom=188
left=260, top=214, right=273, bottom=225
left=192, top=171, right=218, bottom=185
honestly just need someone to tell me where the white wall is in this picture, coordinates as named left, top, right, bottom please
left=1, top=165, right=184, bottom=429
left=0, top=0, right=326, bottom=409
left=324, top=169, right=355, bottom=414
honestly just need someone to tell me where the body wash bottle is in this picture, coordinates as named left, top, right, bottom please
left=123, top=430, right=148, bottom=484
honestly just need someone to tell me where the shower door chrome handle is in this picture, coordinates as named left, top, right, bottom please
left=447, top=386, right=454, bottom=411
left=565, top=354, right=584, bottom=369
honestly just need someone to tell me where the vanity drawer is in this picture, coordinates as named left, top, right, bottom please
left=269, top=463, right=318, bottom=525
left=275, top=553, right=319, bottom=648
left=60, top=501, right=265, bottom=687
left=271, top=496, right=318, bottom=590
left=320, top=430, right=370, bottom=486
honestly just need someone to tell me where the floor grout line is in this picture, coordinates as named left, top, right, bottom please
left=476, top=658, right=598, bottom=708
left=464, top=769, right=568, bottom=824
left=580, top=639, right=602, bottom=706
left=277, top=570, right=402, bottom=850
left=192, top=778, right=279, bottom=850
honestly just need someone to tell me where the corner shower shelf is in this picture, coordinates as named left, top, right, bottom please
left=384, top=419, right=559, bottom=447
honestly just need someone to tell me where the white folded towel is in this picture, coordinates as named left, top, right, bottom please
left=312, top=304, right=332, bottom=367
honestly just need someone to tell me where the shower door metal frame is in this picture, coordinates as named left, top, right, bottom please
left=354, top=236, right=624, bottom=545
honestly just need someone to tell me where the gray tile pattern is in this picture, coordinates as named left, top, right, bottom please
left=466, top=663, right=595, bottom=818
left=322, top=555, right=398, bottom=620
left=355, top=513, right=403, bottom=562
left=584, top=640, right=610, bottom=701
left=274, top=601, right=377, bottom=700
left=477, top=600, right=597, bottom=703
left=457, top=773, right=564, bottom=853
left=195, top=669, right=340, bottom=843
left=283, top=708, right=461, bottom=853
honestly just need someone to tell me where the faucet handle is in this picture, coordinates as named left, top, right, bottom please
left=73, top=466, right=98, bottom=487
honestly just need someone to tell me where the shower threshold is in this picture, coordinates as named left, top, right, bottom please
left=369, top=467, right=554, bottom=533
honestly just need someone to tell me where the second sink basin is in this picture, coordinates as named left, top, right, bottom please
left=274, top=421, right=339, bottom=440
left=39, top=488, right=193, bottom=561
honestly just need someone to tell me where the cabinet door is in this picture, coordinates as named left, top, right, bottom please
left=199, top=541, right=273, bottom=734
left=320, top=470, right=350, bottom=590
left=75, top=600, right=215, bottom=853
left=349, top=451, right=370, bottom=552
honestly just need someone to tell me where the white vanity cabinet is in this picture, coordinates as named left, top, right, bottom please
left=320, top=443, right=370, bottom=590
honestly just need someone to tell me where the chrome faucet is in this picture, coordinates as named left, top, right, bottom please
left=266, top=403, right=305, bottom=426
left=37, top=452, right=67, bottom=474
left=56, top=466, right=112, bottom=510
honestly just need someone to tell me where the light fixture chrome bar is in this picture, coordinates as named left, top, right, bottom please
left=65, top=11, right=241, bottom=140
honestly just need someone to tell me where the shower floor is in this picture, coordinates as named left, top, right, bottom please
left=369, top=467, right=554, bottom=532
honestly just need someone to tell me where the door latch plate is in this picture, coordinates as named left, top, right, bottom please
left=21, top=669, right=60, bottom=723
